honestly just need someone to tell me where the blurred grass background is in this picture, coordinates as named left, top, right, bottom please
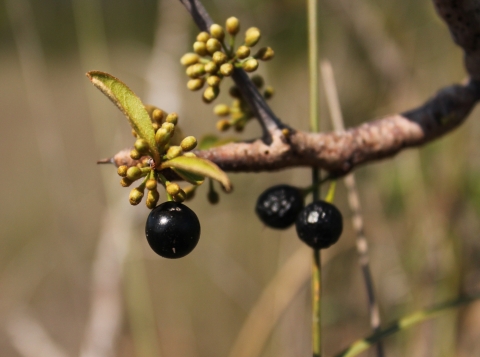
left=1, top=0, right=480, bottom=356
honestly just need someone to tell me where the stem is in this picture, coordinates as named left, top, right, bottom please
left=312, top=248, right=321, bottom=357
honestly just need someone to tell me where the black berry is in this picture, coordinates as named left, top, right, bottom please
left=295, top=200, right=343, bottom=249
left=255, top=184, right=304, bottom=229
left=145, top=201, right=201, bottom=258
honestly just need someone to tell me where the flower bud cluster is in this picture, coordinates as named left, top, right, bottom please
left=180, top=17, right=274, bottom=104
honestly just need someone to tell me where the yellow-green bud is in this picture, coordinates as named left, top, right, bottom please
left=216, top=119, right=231, bottom=131
left=161, top=122, right=175, bottom=133
left=196, top=31, right=210, bottom=42
left=166, top=113, right=179, bottom=125
left=236, top=45, right=250, bottom=59
left=190, top=63, right=205, bottom=78
left=152, top=108, right=165, bottom=123
left=214, top=104, right=230, bottom=116
left=255, top=46, right=274, bottom=61
left=155, top=128, right=171, bottom=148
left=264, top=86, right=274, bottom=99
left=180, top=136, right=197, bottom=151
left=209, top=24, right=225, bottom=41
left=146, top=179, right=157, bottom=191
left=193, top=41, right=208, bottom=56
left=120, top=177, right=133, bottom=187
left=251, top=74, right=264, bottom=88
left=245, top=27, right=261, bottom=47
left=206, top=38, right=222, bottom=55
left=207, top=75, right=221, bottom=87
left=212, top=51, right=227, bottom=65
left=225, top=17, right=240, bottom=35
left=203, top=86, right=219, bottom=103
left=183, top=152, right=196, bottom=158
left=173, top=189, right=186, bottom=202
left=129, top=188, right=144, bottom=205
left=187, top=78, right=205, bottom=91
left=126, top=166, right=143, bottom=181
left=231, top=99, right=242, bottom=108
left=146, top=189, right=160, bottom=209
left=134, top=138, right=149, bottom=154
left=130, top=148, right=141, bottom=160
left=220, top=63, right=234, bottom=76
left=166, top=145, right=183, bottom=160
left=180, top=53, right=199, bottom=66
left=229, top=86, right=241, bottom=98
left=204, top=61, right=218, bottom=74
left=117, top=165, right=128, bottom=177
left=166, top=182, right=181, bottom=196
left=243, top=58, right=258, bottom=72
left=152, top=122, right=160, bottom=131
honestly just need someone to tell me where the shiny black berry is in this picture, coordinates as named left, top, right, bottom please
left=295, top=200, right=343, bottom=249
left=255, top=184, right=304, bottom=229
left=145, top=201, right=201, bottom=258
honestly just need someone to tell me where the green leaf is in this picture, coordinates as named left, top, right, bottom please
left=160, top=156, right=232, bottom=192
left=86, top=71, right=160, bottom=163
left=171, top=167, right=205, bottom=185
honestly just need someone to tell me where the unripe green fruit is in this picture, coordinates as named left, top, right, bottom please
left=152, top=108, right=165, bottom=123
left=243, top=58, right=259, bottom=72
left=245, top=27, right=261, bottom=47
left=129, top=188, right=144, bottom=205
left=204, top=61, right=218, bottom=74
left=187, top=78, right=205, bottom=91
left=120, top=177, right=133, bottom=187
left=166, top=113, right=179, bottom=125
left=226, top=17, right=240, bottom=35
left=126, top=166, right=143, bottom=181
left=214, top=104, right=230, bottom=116
left=236, top=45, right=250, bottom=59
left=117, top=165, right=128, bottom=177
left=146, top=179, right=157, bottom=191
left=130, top=148, right=141, bottom=160
left=180, top=53, right=199, bottom=66
left=203, top=86, right=219, bottom=103
left=166, top=145, right=183, bottom=160
left=134, top=138, right=149, bottom=153
left=196, top=31, right=210, bottom=42
left=209, top=24, right=225, bottom=41
left=256, top=47, right=274, bottom=61
left=220, top=63, right=234, bottom=76
left=207, top=75, right=221, bottom=87
left=180, top=136, right=197, bottom=151
left=206, top=38, right=222, bottom=55
left=193, top=41, right=208, bottom=56
left=166, top=182, right=181, bottom=196
left=212, top=51, right=227, bottom=65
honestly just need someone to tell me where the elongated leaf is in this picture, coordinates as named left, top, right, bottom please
left=86, top=71, right=160, bottom=163
left=171, top=167, right=205, bottom=185
left=160, top=156, right=232, bottom=192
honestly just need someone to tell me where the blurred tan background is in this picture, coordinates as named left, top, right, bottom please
left=1, top=0, right=480, bottom=356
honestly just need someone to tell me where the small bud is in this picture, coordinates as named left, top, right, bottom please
left=212, top=51, right=227, bottom=65
left=209, top=24, right=225, bottom=41
left=126, top=166, right=143, bottom=181
left=190, top=63, right=205, bottom=78
left=196, top=31, right=210, bottom=42
left=161, top=122, right=175, bottom=133
left=180, top=136, right=197, bottom=151
left=152, top=108, right=165, bottom=123
left=130, top=148, right=141, bottom=160
left=255, top=47, right=274, bottom=61
left=187, top=78, right=205, bottom=91
left=134, top=138, right=149, bottom=154
left=264, top=86, right=274, bottom=99
left=229, top=86, right=242, bottom=98
left=204, top=61, right=218, bottom=74
left=155, top=128, right=171, bottom=148
left=146, top=179, right=157, bottom=191
left=173, top=189, right=187, bottom=202
left=214, top=104, right=230, bottom=116
left=208, top=189, right=220, bottom=204
left=117, top=165, right=128, bottom=177
left=166, top=182, right=181, bottom=196
left=203, top=86, right=219, bottom=103
left=236, top=45, right=250, bottom=59
left=146, top=189, right=160, bottom=209
left=220, top=63, right=234, bottom=76
left=207, top=75, right=221, bottom=87
left=216, top=119, right=231, bottom=131
left=245, top=27, right=261, bottom=47
left=242, top=58, right=259, bottom=72
left=166, top=145, right=183, bottom=160
left=225, top=17, right=240, bottom=35
left=180, top=53, right=199, bottom=66
left=166, top=113, right=179, bottom=125
left=251, top=74, right=264, bottom=88
left=129, top=188, right=144, bottom=205
left=120, top=177, right=133, bottom=187
left=183, top=152, right=196, bottom=158
left=206, top=38, right=222, bottom=55
left=152, top=122, right=160, bottom=131
left=282, top=128, right=290, bottom=138
left=193, top=41, right=208, bottom=56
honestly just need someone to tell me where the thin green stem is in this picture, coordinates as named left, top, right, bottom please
left=307, top=0, right=319, bottom=133
left=312, top=248, right=321, bottom=357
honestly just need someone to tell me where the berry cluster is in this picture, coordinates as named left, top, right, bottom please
left=255, top=185, right=343, bottom=250
left=180, top=17, right=274, bottom=106
left=116, top=106, right=197, bottom=209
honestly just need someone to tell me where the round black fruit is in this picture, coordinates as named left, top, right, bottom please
left=255, top=184, right=304, bottom=229
left=295, top=200, right=343, bottom=249
left=145, top=201, right=201, bottom=258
